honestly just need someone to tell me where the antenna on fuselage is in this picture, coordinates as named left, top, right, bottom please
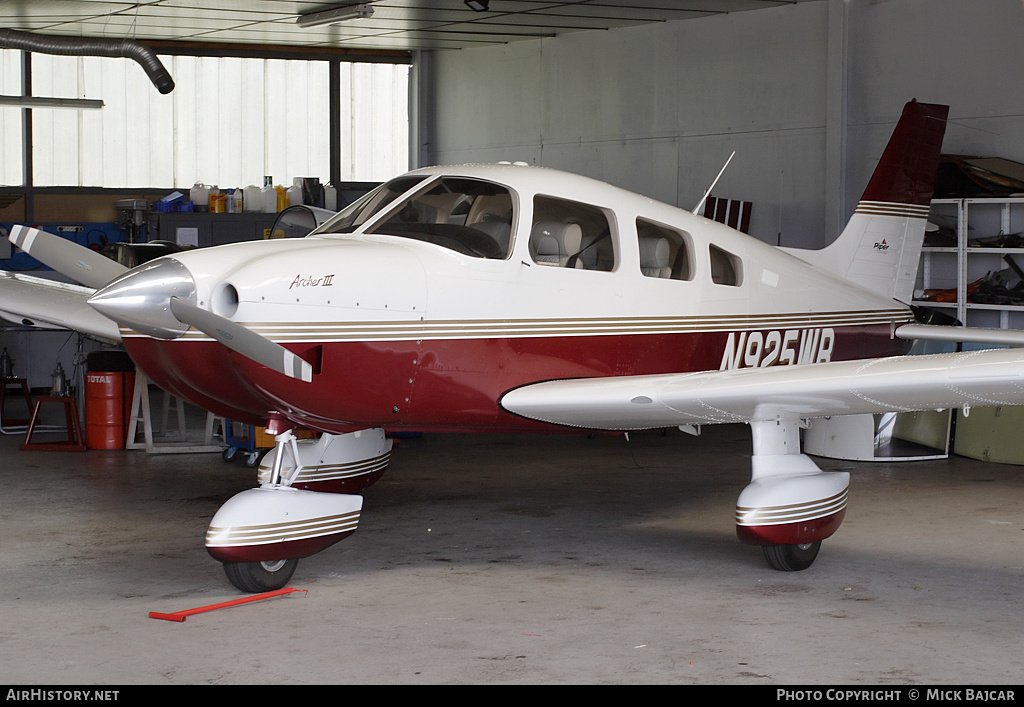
left=692, top=151, right=736, bottom=216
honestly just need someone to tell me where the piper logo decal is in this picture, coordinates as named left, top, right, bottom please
left=289, top=274, right=336, bottom=289
left=720, top=328, right=835, bottom=370
left=874, top=239, right=890, bottom=251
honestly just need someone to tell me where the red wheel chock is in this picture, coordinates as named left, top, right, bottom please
left=148, top=587, right=306, bottom=622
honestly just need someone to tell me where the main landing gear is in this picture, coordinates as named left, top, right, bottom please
left=762, top=541, right=821, bottom=572
left=736, top=418, right=848, bottom=572
left=207, top=428, right=392, bottom=592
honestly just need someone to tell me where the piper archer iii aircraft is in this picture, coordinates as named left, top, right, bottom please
left=9, top=99, right=1024, bottom=593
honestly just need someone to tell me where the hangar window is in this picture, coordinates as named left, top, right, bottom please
left=359, top=177, right=515, bottom=259
left=531, top=196, right=615, bottom=271
left=1, top=52, right=409, bottom=189
left=636, top=219, right=693, bottom=280
left=0, top=49, right=23, bottom=186
left=710, top=244, right=743, bottom=286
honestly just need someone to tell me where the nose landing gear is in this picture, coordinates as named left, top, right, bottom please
left=209, top=428, right=390, bottom=592
left=223, top=558, right=299, bottom=593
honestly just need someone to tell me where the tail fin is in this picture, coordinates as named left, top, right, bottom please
left=797, top=100, right=949, bottom=303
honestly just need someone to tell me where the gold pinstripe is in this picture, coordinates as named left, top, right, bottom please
left=122, top=309, right=910, bottom=342
left=257, top=451, right=391, bottom=485
left=735, top=489, right=849, bottom=527
left=206, top=510, right=361, bottom=547
left=854, top=201, right=931, bottom=218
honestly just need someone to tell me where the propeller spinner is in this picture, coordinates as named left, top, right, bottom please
left=88, top=257, right=312, bottom=383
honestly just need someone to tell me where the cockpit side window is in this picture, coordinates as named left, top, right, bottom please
left=531, top=196, right=615, bottom=271
left=710, top=244, right=743, bottom=286
left=636, top=218, right=693, bottom=280
left=363, top=177, right=515, bottom=259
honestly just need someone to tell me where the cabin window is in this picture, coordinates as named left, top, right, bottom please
left=636, top=219, right=693, bottom=280
left=356, top=177, right=515, bottom=259
left=531, top=196, right=615, bottom=271
left=709, top=244, right=743, bottom=286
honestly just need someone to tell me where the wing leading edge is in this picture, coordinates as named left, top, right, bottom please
left=500, top=348, right=1024, bottom=431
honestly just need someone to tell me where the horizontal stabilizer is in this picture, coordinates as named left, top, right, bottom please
left=896, top=323, right=1024, bottom=348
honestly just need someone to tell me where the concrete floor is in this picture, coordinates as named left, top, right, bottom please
left=1, top=422, right=1022, bottom=685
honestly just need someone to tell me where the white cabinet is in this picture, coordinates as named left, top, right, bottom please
left=916, top=198, right=1024, bottom=330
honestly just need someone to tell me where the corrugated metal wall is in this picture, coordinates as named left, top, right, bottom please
left=1, top=52, right=408, bottom=189
left=425, top=5, right=830, bottom=248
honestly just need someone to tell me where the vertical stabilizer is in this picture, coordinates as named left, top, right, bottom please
left=794, top=100, right=948, bottom=303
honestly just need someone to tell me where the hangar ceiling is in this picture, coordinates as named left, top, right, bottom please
left=2, top=1, right=819, bottom=53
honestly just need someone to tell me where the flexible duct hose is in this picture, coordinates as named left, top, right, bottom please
left=0, top=28, right=174, bottom=94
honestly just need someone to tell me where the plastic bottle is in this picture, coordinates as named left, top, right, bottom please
left=261, top=176, right=277, bottom=213
left=190, top=183, right=209, bottom=212
left=209, top=186, right=224, bottom=213
left=324, top=183, right=338, bottom=211
left=276, top=185, right=287, bottom=212
left=244, top=185, right=261, bottom=212
left=287, top=178, right=303, bottom=207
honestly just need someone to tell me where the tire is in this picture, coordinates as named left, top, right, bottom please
left=223, top=558, right=299, bottom=593
left=762, top=541, right=821, bottom=571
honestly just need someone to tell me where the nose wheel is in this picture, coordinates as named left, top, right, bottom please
left=762, top=541, right=821, bottom=571
left=223, top=558, right=299, bottom=592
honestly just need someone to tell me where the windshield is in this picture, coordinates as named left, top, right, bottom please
left=363, top=177, right=515, bottom=259
left=317, top=176, right=428, bottom=234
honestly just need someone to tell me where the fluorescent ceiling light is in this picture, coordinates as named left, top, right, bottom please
left=0, top=95, right=104, bottom=110
left=465, top=0, right=490, bottom=10
left=296, top=3, right=374, bottom=28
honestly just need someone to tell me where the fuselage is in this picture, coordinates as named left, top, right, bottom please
left=114, top=164, right=913, bottom=434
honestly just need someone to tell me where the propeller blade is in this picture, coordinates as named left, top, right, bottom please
left=8, top=225, right=128, bottom=289
left=168, top=297, right=312, bottom=383
left=0, top=272, right=121, bottom=341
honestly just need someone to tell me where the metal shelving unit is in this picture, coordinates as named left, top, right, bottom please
left=916, top=197, right=1024, bottom=330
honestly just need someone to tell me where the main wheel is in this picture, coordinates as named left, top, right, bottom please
left=223, top=558, right=299, bottom=592
left=762, top=541, right=821, bottom=571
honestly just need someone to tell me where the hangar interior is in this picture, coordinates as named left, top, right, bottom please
left=2, top=0, right=1024, bottom=685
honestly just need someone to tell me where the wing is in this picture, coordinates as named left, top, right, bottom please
left=0, top=272, right=121, bottom=342
left=500, top=348, right=1024, bottom=430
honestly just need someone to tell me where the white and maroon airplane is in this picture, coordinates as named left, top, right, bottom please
left=10, top=100, right=1024, bottom=592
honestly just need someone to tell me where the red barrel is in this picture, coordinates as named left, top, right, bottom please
left=85, top=371, right=135, bottom=450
